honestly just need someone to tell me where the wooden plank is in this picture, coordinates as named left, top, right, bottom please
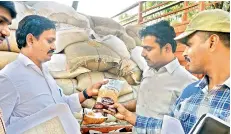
left=81, top=125, right=133, bottom=134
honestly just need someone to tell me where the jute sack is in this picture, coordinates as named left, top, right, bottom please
left=82, top=98, right=96, bottom=109
left=54, top=28, right=89, bottom=53
left=80, top=13, right=94, bottom=29
left=90, top=16, right=125, bottom=31
left=64, top=41, right=121, bottom=72
left=118, top=85, right=139, bottom=103
left=50, top=67, right=91, bottom=79
left=0, top=52, right=18, bottom=69
left=93, top=26, right=136, bottom=51
left=45, top=54, right=91, bottom=79
left=130, top=46, right=148, bottom=71
left=76, top=72, right=133, bottom=96
left=125, top=24, right=143, bottom=46
left=9, top=2, right=35, bottom=30
left=32, top=1, right=90, bottom=29
left=0, top=30, right=20, bottom=53
left=55, top=79, right=78, bottom=95
left=108, top=59, right=142, bottom=85
left=118, top=91, right=137, bottom=103
left=96, top=35, right=130, bottom=59
left=68, top=90, right=96, bottom=108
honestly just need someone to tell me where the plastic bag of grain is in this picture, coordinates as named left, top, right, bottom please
left=76, top=72, right=133, bottom=96
left=93, top=79, right=125, bottom=113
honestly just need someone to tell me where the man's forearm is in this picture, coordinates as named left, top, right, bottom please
left=78, top=91, right=86, bottom=103
left=122, top=99, right=137, bottom=112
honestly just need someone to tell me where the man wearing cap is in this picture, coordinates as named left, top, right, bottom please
left=105, top=9, right=230, bottom=134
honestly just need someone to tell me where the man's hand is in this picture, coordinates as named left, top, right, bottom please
left=86, top=80, right=109, bottom=97
left=104, top=103, right=137, bottom=125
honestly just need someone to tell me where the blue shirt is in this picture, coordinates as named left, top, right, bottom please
left=134, top=76, right=230, bottom=134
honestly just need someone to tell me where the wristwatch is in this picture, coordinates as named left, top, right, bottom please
left=83, top=89, right=92, bottom=99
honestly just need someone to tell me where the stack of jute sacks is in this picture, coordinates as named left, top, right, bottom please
left=2, top=2, right=148, bottom=119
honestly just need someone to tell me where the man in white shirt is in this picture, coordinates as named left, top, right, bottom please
left=123, top=20, right=198, bottom=119
left=0, top=15, right=107, bottom=133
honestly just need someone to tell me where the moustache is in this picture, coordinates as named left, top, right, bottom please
left=47, top=49, right=55, bottom=54
left=184, top=56, right=191, bottom=62
left=143, top=56, right=149, bottom=61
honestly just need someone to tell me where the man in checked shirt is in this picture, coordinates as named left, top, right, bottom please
left=105, top=9, right=230, bottom=134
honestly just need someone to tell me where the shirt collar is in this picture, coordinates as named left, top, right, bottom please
left=18, top=53, right=36, bottom=67
left=17, top=53, right=49, bottom=75
left=223, top=77, right=230, bottom=88
left=195, top=75, right=230, bottom=89
left=164, top=58, right=180, bottom=74
left=149, top=58, right=180, bottom=74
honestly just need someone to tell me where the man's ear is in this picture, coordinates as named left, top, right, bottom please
left=164, top=43, right=173, bottom=53
left=26, top=33, right=34, bottom=47
left=209, top=34, right=219, bottom=52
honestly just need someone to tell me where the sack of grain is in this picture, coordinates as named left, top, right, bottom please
left=93, top=26, right=136, bottom=51
left=64, top=41, right=121, bottom=72
left=118, top=91, right=137, bottom=103
left=0, top=30, right=20, bottom=53
left=118, top=85, right=140, bottom=103
left=125, top=24, right=143, bottom=46
left=50, top=67, right=91, bottom=79
left=54, top=28, right=89, bottom=53
left=90, top=16, right=125, bottom=31
left=9, top=2, right=35, bottom=30
left=32, top=1, right=90, bottom=29
left=130, top=46, right=148, bottom=71
left=76, top=72, right=133, bottom=96
left=82, top=98, right=96, bottom=109
left=0, top=51, right=18, bottom=69
left=96, top=35, right=130, bottom=59
left=108, top=59, right=142, bottom=85
left=45, top=54, right=91, bottom=79
left=55, top=79, right=78, bottom=95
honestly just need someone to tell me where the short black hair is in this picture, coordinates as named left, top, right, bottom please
left=0, top=1, right=17, bottom=19
left=16, top=15, right=56, bottom=49
left=202, top=31, right=230, bottom=48
left=139, top=20, right=177, bottom=52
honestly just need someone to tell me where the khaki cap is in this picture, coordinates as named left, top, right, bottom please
left=175, top=9, right=230, bottom=40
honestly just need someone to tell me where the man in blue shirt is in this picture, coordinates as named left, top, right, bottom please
left=105, top=9, right=230, bottom=134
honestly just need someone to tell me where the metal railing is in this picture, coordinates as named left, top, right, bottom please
left=112, top=1, right=224, bottom=26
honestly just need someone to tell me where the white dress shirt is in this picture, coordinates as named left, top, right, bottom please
left=136, top=58, right=198, bottom=119
left=0, top=53, right=82, bottom=128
